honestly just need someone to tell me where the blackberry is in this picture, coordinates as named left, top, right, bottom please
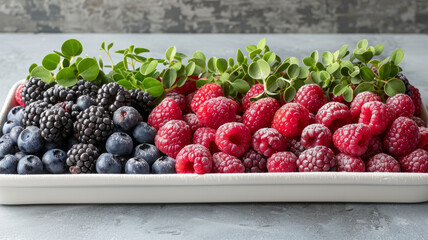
left=39, top=106, right=73, bottom=142
left=21, top=77, right=51, bottom=105
left=130, top=89, right=156, bottom=119
left=396, top=73, right=412, bottom=96
left=73, top=106, right=114, bottom=145
left=71, top=80, right=99, bottom=98
left=96, top=82, right=131, bottom=115
left=22, top=100, right=52, bottom=127
left=43, top=84, right=76, bottom=104
left=66, top=143, right=100, bottom=174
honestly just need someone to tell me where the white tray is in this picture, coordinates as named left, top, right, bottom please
left=0, top=81, right=427, bottom=205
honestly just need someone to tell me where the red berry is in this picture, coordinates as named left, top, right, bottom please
left=240, top=149, right=267, bottom=173
left=165, top=91, right=186, bottom=111
left=184, top=91, right=197, bottom=114
left=183, top=113, right=204, bottom=133
left=333, top=124, right=371, bottom=157
left=148, top=98, right=182, bottom=130
left=294, top=84, right=327, bottom=113
left=212, top=152, right=245, bottom=173
left=308, top=113, right=316, bottom=124
left=316, top=102, right=352, bottom=133
left=251, top=128, right=287, bottom=157
left=215, top=122, right=251, bottom=157
left=350, top=92, right=382, bottom=121
left=358, top=101, right=393, bottom=135
left=15, top=84, right=25, bottom=107
left=288, top=137, right=305, bottom=157
left=366, top=153, right=401, bottom=172
left=228, top=97, right=242, bottom=115
left=386, top=94, right=415, bottom=118
left=297, top=146, right=336, bottom=172
left=272, top=103, right=310, bottom=138
left=243, top=97, right=280, bottom=133
left=418, top=127, right=428, bottom=151
left=398, top=149, right=428, bottom=173
left=175, top=144, right=212, bottom=174
left=192, top=127, right=219, bottom=153
left=412, top=116, right=426, bottom=127
left=242, top=84, right=264, bottom=111
left=174, top=76, right=198, bottom=95
left=361, top=135, right=384, bottom=160
left=191, top=83, right=223, bottom=113
left=235, top=115, right=242, bottom=123
left=267, top=152, right=297, bottom=172
left=196, top=97, right=237, bottom=129
left=384, top=117, right=420, bottom=156
left=410, top=85, right=422, bottom=116
left=329, top=93, right=347, bottom=105
left=155, top=120, right=191, bottom=158
left=335, top=153, right=365, bottom=172
left=300, top=124, right=332, bottom=149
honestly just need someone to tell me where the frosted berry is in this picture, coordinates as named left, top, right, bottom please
left=358, top=101, right=393, bottom=135
left=386, top=93, right=414, bottom=118
left=165, top=91, right=187, bottom=111
left=418, top=127, right=428, bottom=151
left=316, top=102, right=352, bottom=133
left=333, top=124, right=372, bottom=157
left=192, top=127, right=219, bottom=153
left=410, top=85, right=422, bottom=116
left=412, top=116, right=426, bottom=127
left=272, top=103, right=309, bottom=138
left=267, top=152, right=297, bottom=172
left=361, top=135, right=384, bottom=160
left=398, top=149, right=428, bottom=173
left=155, top=120, right=191, bottom=158
left=300, top=124, right=332, bottom=149
left=242, top=84, right=264, bottom=111
left=15, top=84, right=25, bottom=107
left=384, top=117, right=420, bottom=156
left=294, top=84, right=327, bottom=113
left=196, top=97, right=237, bottom=129
left=350, top=92, right=382, bottom=121
left=183, top=113, right=204, bottom=133
left=251, top=128, right=287, bottom=157
left=174, top=75, right=198, bottom=95
left=288, top=137, right=305, bottom=157
left=190, top=83, right=223, bottom=113
left=297, top=146, right=336, bottom=172
left=175, top=144, right=212, bottom=174
left=335, top=153, right=365, bottom=172
left=215, top=122, right=251, bottom=157
left=148, top=98, right=182, bottom=130
left=243, top=98, right=280, bottom=133
left=212, top=152, right=245, bottom=173
left=366, top=153, right=401, bottom=172
left=240, top=149, right=267, bottom=173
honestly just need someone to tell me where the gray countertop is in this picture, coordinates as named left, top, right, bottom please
left=0, top=34, right=427, bottom=240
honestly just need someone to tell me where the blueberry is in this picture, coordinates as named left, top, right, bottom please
left=17, top=126, right=45, bottom=153
left=7, top=106, right=24, bottom=123
left=42, top=149, right=67, bottom=174
left=113, top=126, right=127, bottom=134
left=0, top=139, right=15, bottom=157
left=96, top=153, right=122, bottom=174
left=132, top=122, right=156, bottom=144
left=76, top=95, right=96, bottom=111
left=152, top=156, right=176, bottom=174
left=0, top=134, right=11, bottom=142
left=106, top=132, right=133, bottom=156
left=124, top=157, right=150, bottom=174
left=113, top=106, right=142, bottom=131
left=0, top=154, right=19, bottom=174
left=41, top=141, right=64, bottom=153
left=9, top=126, right=24, bottom=143
left=2, top=120, right=21, bottom=135
left=15, top=151, right=26, bottom=159
left=17, top=155, right=43, bottom=174
left=133, top=143, right=161, bottom=165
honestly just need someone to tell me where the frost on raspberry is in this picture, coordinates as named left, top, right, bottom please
left=242, top=83, right=264, bottom=111
left=190, top=83, right=223, bottom=113
left=358, top=101, right=393, bottom=135
left=251, top=128, right=287, bottom=157
left=386, top=93, right=415, bottom=118
left=240, top=149, right=267, bottom=173
left=242, top=97, right=280, bottom=133
left=361, top=135, right=384, bottom=161
left=215, top=122, right=251, bottom=157
left=175, top=144, right=213, bottom=174
left=296, top=146, right=336, bottom=172
left=350, top=92, right=382, bottom=121
left=316, top=102, right=352, bottom=133
left=148, top=98, right=182, bottom=130
left=183, top=113, right=204, bottom=133
left=267, top=152, right=297, bottom=172
left=165, top=91, right=186, bottom=111
left=288, top=137, right=305, bottom=157
left=398, top=149, right=428, bottom=173
left=383, top=117, right=420, bottom=157
left=335, top=153, right=365, bottom=172
left=300, top=124, right=332, bottom=149
left=196, top=97, right=237, bottom=129
left=294, top=84, right=327, bottom=113
left=412, top=116, right=426, bottom=127
left=418, top=127, right=428, bottom=151
left=192, top=127, right=219, bottom=153
left=410, top=85, right=422, bottom=116
left=333, top=123, right=372, bottom=157
left=271, top=103, right=309, bottom=138
left=366, top=153, right=401, bottom=172
left=155, top=120, right=191, bottom=158
left=212, top=152, right=245, bottom=173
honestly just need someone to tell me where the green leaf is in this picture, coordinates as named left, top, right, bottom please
left=56, top=67, right=77, bottom=87
left=28, top=63, right=38, bottom=74
left=298, top=67, right=309, bottom=79
left=207, top=57, right=217, bottom=73
left=140, top=60, right=158, bottom=76
left=326, top=62, right=340, bottom=74
left=108, top=43, right=114, bottom=50
left=186, top=62, right=196, bottom=76
left=42, top=53, right=61, bottom=71
left=389, top=64, right=399, bottom=79
left=340, top=60, right=353, bottom=76
left=302, top=57, right=315, bottom=67
left=192, top=51, right=206, bottom=62
left=384, top=78, right=405, bottom=97
left=162, top=68, right=177, bottom=89
left=237, top=49, right=245, bottom=65
left=284, top=57, right=299, bottom=65
left=231, top=79, right=250, bottom=94
left=216, top=58, right=228, bottom=73
left=245, top=45, right=257, bottom=52
left=379, top=62, right=391, bottom=80
left=61, top=39, right=83, bottom=57
left=322, top=51, right=333, bottom=66
left=98, top=56, right=103, bottom=69
left=263, top=52, right=276, bottom=64
left=360, top=66, right=375, bottom=82
left=350, top=66, right=360, bottom=78
left=390, top=49, right=404, bottom=65
left=228, top=58, right=234, bottom=67
left=374, top=44, right=384, bottom=55
left=354, top=82, right=375, bottom=95
left=249, top=49, right=262, bottom=59
left=31, top=66, right=53, bottom=84
left=174, top=52, right=187, bottom=61
left=176, top=76, right=187, bottom=87
left=117, top=79, right=134, bottom=89
left=338, top=45, right=349, bottom=59
left=357, top=39, right=368, bottom=50
left=309, top=71, right=321, bottom=84
left=343, top=86, right=354, bottom=102
left=350, top=77, right=362, bottom=84
left=287, top=64, right=300, bottom=79
left=165, top=46, right=177, bottom=62
left=319, top=71, right=330, bottom=82
left=188, top=58, right=206, bottom=70
left=283, top=87, right=296, bottom=103
left=172, top=61, right=182, bottom=71
left=196, top=79, right=210, bottom=89
left=257, top=38, right=267, bottom=50
left=134, top=48, right=150, bottom=55
left=142, top=77, right=164, bottom=97
left=274, top=62, right=289, bottom=75
left=265, top=75, right=278, bottom=93
left=248, top=59, right=270, bottom=79
left=333, top=84, right=347, bottom=96
left=310, top=51, right=319, bottom=63
left=101, top=41, right=106, bottom=50
left=77, top=58, right=100, bottom=81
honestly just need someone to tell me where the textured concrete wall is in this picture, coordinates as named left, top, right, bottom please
left=0, top=0, right=427, bottom=33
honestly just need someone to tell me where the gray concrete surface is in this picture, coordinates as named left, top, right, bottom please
left=0, top=34, right=427, bottom=239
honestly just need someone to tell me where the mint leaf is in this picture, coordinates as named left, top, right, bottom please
left=165, top=46, right=177, bottom=62
left=77, top=58, right=99, bottom=81
left=56, top=67, right=77, bottom=87
left=390, top=49, right=404, bottom=65
left=42, top=53, right=60, bottom=71
left=31, top=66, right=53, bottom=84
left=231, top=79, right=250, bottom=94
left=257, top=38, right=266, bottom=50
left=248, top=59, right=270, bottom=79
left=216, top=58, right=228, bottom=73
left=61, top=39, right=83, bottom=57
left=162, top=68, right=177, bottom=89
left=384, top=78, right=405, bottom=97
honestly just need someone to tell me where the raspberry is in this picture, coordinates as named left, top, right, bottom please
left=288, top=137, right=305, bottom=157
left=398, top=149, right=428, bottom=173
left=175, top=144, right=212, bottom=174
left=192, top=127, right=219, bottom=153
left=418, top=127, right=428, bottom=151
left=296, top=146, right=336, bottom=172
left=300, top=124, right=332, bottom=149
left=228, top=97, right=242, bottom=115
left=350, top=92, right=382, bottom=121
left=175, top=76, right=198, bottom=95
left=215, top=122, right=251, bottom=157
left=272, top=103, right=309, bottom=138
left=240, top=149, right=267, bottom=173
left=358, top=101, right=393, bottom=135
left=410, top=85, right=422, bottom=116
left=190, top=83, right=223, bottom=112
left=386, top=94, right=415, bottom=118
left=308, top=113, right=316, bottom=124
left=251, top=128, right=287, bottom=157
left=335, top=153, right=365, bottom=172
left=183, top=113, right=204, bottom=133
left=196, top=97, right=237, bottom=129
left=155, top=120, right=191, bottom=158
left=242, top=98, right=280, bottom=133
left=384, top=117, right=420, bottom=156
left=242, top=84, right=264, bottom=111
left=412, top=116, right=426, bottom=127
left=266, top=152, right=297, bottom=172
left=329, top=93, right=346, bottom=105
left=15, top=84, right=25, bottom=107
left=366, top=153, right=401, bottom=172
left=316, top=102, right=352, bottom=133
left=148, top=98, right=182, bottom=130
left=165, top=91, right=186, bottom=111
left=333, top=124, right=371, bottom=157
left=212, top=152, right=245, bottom=173
left=184, top=91, right=197, bottom=114
left=361, top=135, right=384, bottom=160
left=235, top=115, right=242, bottom=123
left=294, top=84, right=327, bottom=113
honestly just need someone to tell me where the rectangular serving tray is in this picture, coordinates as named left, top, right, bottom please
left=0, top=81, right=427, bottom=205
